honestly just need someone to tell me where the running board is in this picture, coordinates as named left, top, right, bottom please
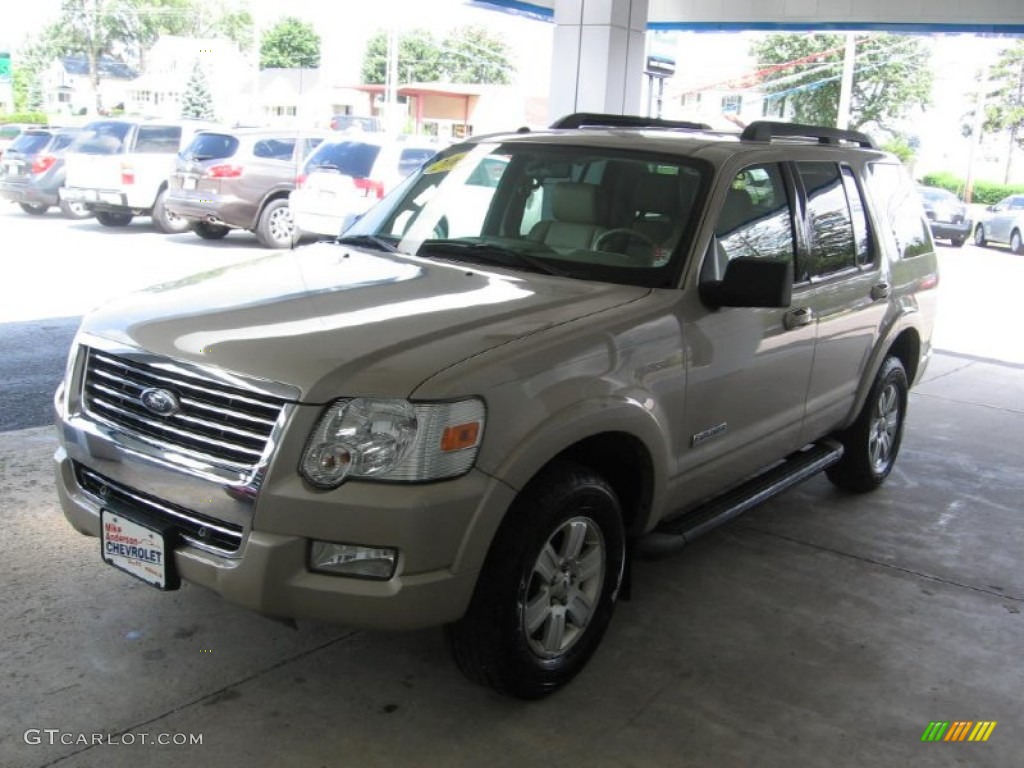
left=635, top=439, right=844, bottom=561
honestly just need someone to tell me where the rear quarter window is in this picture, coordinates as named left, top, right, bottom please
left=253, top=138, right=297, bottom=160
left=867, top=163, right=933, bottom=260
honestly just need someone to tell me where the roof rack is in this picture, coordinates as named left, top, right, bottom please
left=550, top=113, right=711, bottom=131
left=740, top=121, right=876, bottom=149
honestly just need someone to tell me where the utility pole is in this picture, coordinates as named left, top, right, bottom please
left=836, top=32, right=856, bottom=129
left=965, top=67, right=987, bottom=203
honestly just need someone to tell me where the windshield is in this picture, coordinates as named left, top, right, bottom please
left=919, top=187, right=958, bottom=203
left=71, top=121, right=133, bottom=154
left=344, top=142, right=707, bottom=288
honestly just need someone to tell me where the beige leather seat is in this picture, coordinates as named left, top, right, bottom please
left=528, top=182, right=605, bottom=250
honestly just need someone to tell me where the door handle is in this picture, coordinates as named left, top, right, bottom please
left=871, top=282, right=891, bottom=300
left=784, top=306, right=814, bottom=330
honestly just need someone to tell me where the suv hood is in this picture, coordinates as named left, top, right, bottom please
left=80, top=243, right=648, bottom=402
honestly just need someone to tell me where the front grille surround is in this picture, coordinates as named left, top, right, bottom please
left=82, top=347, right=289, bottom=473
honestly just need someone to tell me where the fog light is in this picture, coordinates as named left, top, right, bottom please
left=310, top=541, right=398, bottom=580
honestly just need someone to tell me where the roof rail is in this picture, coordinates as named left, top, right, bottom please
left=550, top=112, right=711, bottom=131
left=740, top=121, right=876, bottom=149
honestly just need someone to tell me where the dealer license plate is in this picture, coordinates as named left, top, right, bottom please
left=101, top=509, right=179, bottom=590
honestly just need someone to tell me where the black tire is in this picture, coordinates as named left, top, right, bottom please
left=95, top=210, right=133, bottom=227
left=826, top=356, right=909, bottom=493
left=255, top=198, right=298, bottom=249
left=1011, top=229, right=1023, bottom=255
left=152, top=188, right=191, bottom=234
left=19, top=202, right=48, bottom=215
left=447, top=461, right=626, bottom=700
left=974, top=224, right=987, bottom=247
left=193, top=221, right=230, bottom=240
left=950, top=236, right=966, bottom=248
left=59, top=197, right=92, bottom=219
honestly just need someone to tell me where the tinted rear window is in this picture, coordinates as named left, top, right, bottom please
left=10, top=132, right=52, bottom=155
left=304, top=141, right=381, bottom=178
left=184, top=133, right=239, bottom=160
left=397, top=148, right=436, bottom=177
left=52, top=134, right=77, bottom=152
left=73, top=121, right=133, bottom=154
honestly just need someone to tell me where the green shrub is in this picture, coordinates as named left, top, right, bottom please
left=919, top=171, right=1024, bottom=205
left=0, top=112, right=49, bottom=125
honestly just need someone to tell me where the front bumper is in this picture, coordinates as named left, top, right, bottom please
left=53, top=354, right=512, bottom=629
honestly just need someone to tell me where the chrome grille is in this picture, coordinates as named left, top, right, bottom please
left=75, top=463, right=243, bottom=553
left=82, top=347, right=287, bottom=470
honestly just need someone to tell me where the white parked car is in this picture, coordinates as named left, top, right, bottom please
left=60, top=118, right=219, bottom=232
left=289, top=135, right=441, bottom=238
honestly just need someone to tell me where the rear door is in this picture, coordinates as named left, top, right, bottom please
left=796, top=161, right=888, bottom=440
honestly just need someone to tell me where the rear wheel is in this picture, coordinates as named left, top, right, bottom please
left=255, top=198, right=298, bottom=249
left=826, top=356, right=908, bottom=493
left=974, top=224, right=987, bottom=247
left=95, top=211, right=133, bottom=227
left=152, top=188, right=191, bottom=234
left=1011, top=229, right=1023, bottom=255
left=59, top=198, right=92, bottom=219
left=447, top=461, right=625, bottom=699
left=19, top=202, right=48, bottom=215
left=193, top=221, right=230, bottom=240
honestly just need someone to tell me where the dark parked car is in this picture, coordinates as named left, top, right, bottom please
left=166, top=127, right=328, bottom=248
left=918, top=185, right=971, bottom=247
left=0, top=127, right=91, bottom=218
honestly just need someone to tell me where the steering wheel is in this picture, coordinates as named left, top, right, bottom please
left=593, top=228, right=658, bottom=263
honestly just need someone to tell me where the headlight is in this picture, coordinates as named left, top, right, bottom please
left=300, top=397, right=485, bottom=488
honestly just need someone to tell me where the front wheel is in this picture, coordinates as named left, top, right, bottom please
left=826, top=356, right=909, bottom=493
left=1011, top=229, right=1023, bottom=255
left=95, top=210, right=133, bottom=227
left=255, top=198, right=298, bottom=249
left=447, top=461, right=625, bottom=699
left=19, top=202, right=48, bottom=215
left=152, top=188, right=191, bottom=234
left=974, top=224, right=987, bottom=247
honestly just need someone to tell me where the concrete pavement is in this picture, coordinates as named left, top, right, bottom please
left=1, top=349, right=1021, bottom=768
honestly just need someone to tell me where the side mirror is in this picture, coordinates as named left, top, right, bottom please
left=700, top=257, right=793, bottom=309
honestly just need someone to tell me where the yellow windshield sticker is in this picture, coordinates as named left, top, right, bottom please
left=424, top=152, right=468, bottom=175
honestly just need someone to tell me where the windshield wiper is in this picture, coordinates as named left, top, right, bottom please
left=335, top=234, right=399, bottom=253
left=418, top=239, right=568, bottom=277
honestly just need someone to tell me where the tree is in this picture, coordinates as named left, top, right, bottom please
left=750, top=33, right=932, bottom=133
left=361, top=26, right=514, bottom=85
left=260, top=16, right=320, bottom=69
left=983, top=41, right=1024, bottom=184
left=180, top=59, right=214, bottom=119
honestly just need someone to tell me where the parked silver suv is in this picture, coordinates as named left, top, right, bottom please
left=54, top=115, right=938, bottom=699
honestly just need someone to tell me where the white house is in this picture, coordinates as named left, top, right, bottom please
left=41, top=56, right=137, bottom=116
left=126, top=36, right=251, bottom=121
